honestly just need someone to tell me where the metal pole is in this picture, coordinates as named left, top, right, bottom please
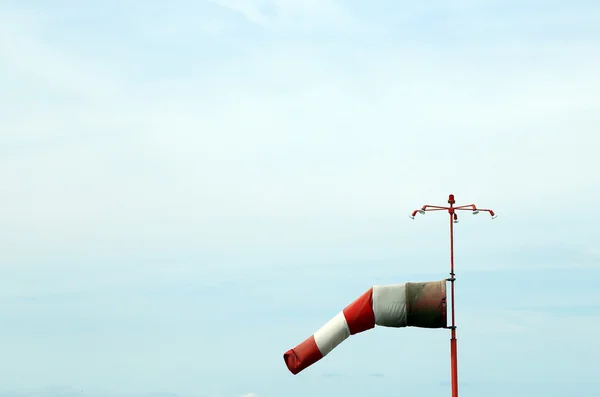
left=448, top=195, right=458, bottom=397
left=410, top=194, right=496, bottom=397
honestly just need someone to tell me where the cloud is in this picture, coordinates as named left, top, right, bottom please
left=209, top=0, right=270, bottom=25
left=208, top=0, right=357, bottom=32
left=0, top=1, right=599, bottom=392
left=0, top=11, right=122, bottom=102
left=322, top=372, right=344, bottom=377
left=0, top=1, right=599, bottom=285
left=0, top=389, right=186, bottom=397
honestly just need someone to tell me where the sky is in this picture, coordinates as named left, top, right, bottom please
left=1, top=0, right=600, bottom=396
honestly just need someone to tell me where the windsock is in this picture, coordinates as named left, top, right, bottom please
left=283, top=280, right=447, bottom=375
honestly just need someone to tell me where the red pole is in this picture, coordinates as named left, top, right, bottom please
left=448, top=195, right=458, bottom=397
left=410, top=194, right=495, bottom=397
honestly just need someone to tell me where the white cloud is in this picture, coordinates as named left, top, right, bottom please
left=0, top=13, right=122, bottom=101
left=1, top=1, right=599, bottom=277
left=209, top=0, right=270, bottom=25
left=208, top=0, right=356, bottom=31
left=1, top=2, right=599, bottom=394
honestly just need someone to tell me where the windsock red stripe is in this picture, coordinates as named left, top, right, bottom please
left=342, top=287, right=375, bottom=335
left=283, top=335, right=323, bottom=375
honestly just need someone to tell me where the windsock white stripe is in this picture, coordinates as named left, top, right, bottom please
left=372, top=284, right=408, bottom=327
left=313, top=311, right=351, bottom=356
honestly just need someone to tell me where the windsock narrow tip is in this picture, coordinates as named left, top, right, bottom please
left=283, top=350, right=301, bottom=375
left=283, top=336, right=323, bottom=375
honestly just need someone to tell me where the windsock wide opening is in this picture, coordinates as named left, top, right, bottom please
left=405, top=280, right=447, bottom=328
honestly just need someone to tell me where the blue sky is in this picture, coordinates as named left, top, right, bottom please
left=1, top=1, right=600, bottom=396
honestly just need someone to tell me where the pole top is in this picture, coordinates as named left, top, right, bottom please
left=448, top=194, right=455, bottom=205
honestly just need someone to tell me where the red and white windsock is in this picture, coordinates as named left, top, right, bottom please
left=283, top=280, right=447, bottom=375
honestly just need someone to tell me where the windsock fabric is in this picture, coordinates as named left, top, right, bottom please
left=283, top=280, right=447, bottom=375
